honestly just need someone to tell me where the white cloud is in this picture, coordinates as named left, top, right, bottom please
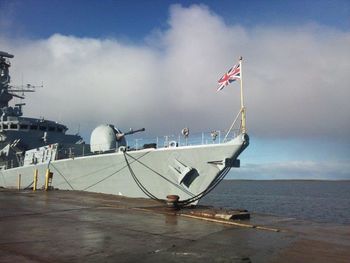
left=0, top=4, right=349, bottom=141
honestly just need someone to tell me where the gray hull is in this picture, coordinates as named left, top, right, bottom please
left=0, top=134, right=248, bottom=203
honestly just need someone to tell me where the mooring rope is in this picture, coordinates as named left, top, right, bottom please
left=123, top=151, right=195, bottom=197
left=178, top=166, right=231, bottom=206
left=123, top=151, right=231, bottom=205
left=123, top=152, right=163, bottom=202
left=49, top=162, right=75, bottom=190
left=23, top=180, right=34, bottom=190
left=82, top=151, right=151, bottom=191
left=42, top=151, right=150, bottom=191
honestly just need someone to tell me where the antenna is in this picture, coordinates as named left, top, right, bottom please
left=9, top=82, right=44, bottom=97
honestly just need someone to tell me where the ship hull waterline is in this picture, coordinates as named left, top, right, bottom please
left=0, top=134, right=248, bottom=204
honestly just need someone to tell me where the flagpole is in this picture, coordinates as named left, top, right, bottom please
left=239, top=56, right=246, bottom=134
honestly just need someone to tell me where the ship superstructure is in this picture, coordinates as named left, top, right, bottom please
left=0, top=51, right=83, bottom=169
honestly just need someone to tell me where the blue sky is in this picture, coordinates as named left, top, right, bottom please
left=2, top=0, right=349, bottom=39
left=1, top=0, right=349, bottom=179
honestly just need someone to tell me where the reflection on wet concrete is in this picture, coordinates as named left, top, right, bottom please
left=164, top=214, right=178, bottom=225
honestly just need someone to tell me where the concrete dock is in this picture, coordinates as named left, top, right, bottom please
left=0, top=189, right=349, bottom=262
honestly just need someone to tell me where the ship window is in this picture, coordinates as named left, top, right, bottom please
left=20, top=124, right=28, bottom=129
left=30, top=125, right=38, bottom=130
left=48, top=126, right=55, bottom=132
left=10, top=124, right=18, bottom=129
left=3, top=124, right=8, bottom=129
left=57, top=127, right=63, bottom=133
left=39, top=126, right=47, bottom=131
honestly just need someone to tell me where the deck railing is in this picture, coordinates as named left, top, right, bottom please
left=126, top=129, right=242, bottom=150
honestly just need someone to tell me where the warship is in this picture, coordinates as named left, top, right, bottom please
left=0, top=51, right=249, bottom=205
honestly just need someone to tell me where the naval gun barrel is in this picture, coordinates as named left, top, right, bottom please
left=124, top=128, right=145, bottom=136
left=0, top=51, right=14, bottom=58
left=115, top=128, right=145, bottom=141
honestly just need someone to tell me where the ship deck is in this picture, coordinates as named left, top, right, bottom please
left=0, top=188, right=349, bottom=262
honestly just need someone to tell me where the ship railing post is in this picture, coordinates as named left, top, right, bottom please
left=33, top=169, right=38, bottom=191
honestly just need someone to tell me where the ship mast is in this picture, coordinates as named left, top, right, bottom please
left=222, top=56, right=247, bottom=142
left=239, top=56, right=246, bottom=134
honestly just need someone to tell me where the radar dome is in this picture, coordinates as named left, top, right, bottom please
left=90, top=124, right=117, bottom=153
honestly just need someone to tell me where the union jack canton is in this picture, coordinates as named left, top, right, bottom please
left=217, top=62, right=241, bottom=91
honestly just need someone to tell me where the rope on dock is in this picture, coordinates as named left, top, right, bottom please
left=132, top=207, right=281, bottom=232
left=179, top=213, right=281, bottom=232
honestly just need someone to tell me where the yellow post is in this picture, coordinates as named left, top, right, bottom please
left=45, top=169, right=50, bottom=191
left=18, top=174, right=21, bottom=190
left=33, top=169, right=38, bottom=191
left=239, top=56, right=247, bottom=134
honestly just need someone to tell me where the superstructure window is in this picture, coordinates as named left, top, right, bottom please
left=20, top=124, right=28, bottom=129
left=39, top=126, right=47, bottom=131
left=3, top=124, right=8, bottom=129
left=10, top=124, right=18, bottom=129
left=30, top=125, right=38, bottom=130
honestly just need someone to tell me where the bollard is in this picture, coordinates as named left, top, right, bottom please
left=18, top=174, right=21, bottom=190
left=166, top=195, right=180, bottom=210
left=33, top=169, right=38, bottom=191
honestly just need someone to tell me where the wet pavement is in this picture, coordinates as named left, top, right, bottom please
left=0, top=189, right=349, bottom=262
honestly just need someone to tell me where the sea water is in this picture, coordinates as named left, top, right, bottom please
left=201, top=180, right=350, bottom=224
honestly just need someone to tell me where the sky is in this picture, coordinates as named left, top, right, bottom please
left=0, top=0, right=349, bottom=179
